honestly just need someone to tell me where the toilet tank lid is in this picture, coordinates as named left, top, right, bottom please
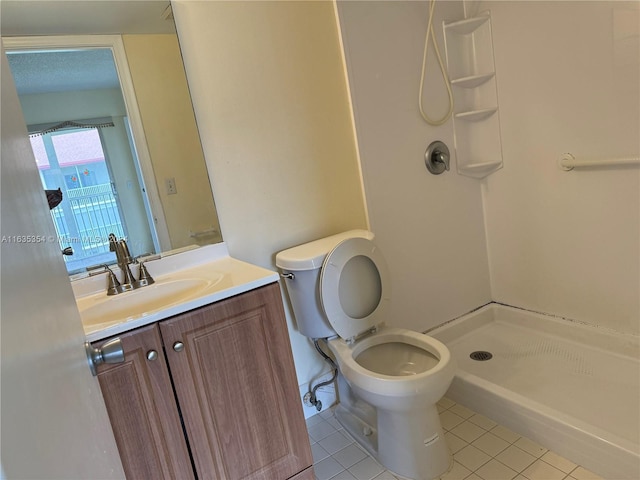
left=276, top=229, right=374, bottom=271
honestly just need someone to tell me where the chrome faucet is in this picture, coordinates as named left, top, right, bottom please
left=107, top=233, right=154, bottom=295
left=87, top=237, right=156, bottom=295
left=109, top=233, right=136, bottom=293
left=108, top=233, right=131, bottom=267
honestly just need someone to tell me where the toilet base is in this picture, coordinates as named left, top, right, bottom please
left=334, top=402, right=452, bottom=480
left=378, top=404, right=452, bottom=480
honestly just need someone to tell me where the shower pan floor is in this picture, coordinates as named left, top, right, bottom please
left=431, top=303, right=640, bottom=479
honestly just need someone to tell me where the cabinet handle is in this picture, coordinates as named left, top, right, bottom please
left=173, top=341, right=184, bottom=352
left=147, top=350, right=158, bottom=361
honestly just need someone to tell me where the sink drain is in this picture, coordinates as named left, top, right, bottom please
left=470, top=351, right=493, bottom=361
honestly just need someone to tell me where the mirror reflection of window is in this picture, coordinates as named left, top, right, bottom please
left=31, top=127, right=131, bottom=274
left=7, top=47, right=158, bottom=274
left=3, top=16, right=224, bottom=275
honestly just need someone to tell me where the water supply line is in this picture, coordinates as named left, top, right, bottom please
left=306, top=339, right=338, bottom=412
left=418, top=0, right=454, bottom=126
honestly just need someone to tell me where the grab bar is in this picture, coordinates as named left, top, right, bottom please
left=559, top=153, right=640, bottom=171
left=189, top=228, right=219, bottom=239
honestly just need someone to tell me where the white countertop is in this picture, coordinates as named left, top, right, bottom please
left=77, top=243, right=279, bottom=343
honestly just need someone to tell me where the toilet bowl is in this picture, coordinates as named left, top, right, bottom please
left=328, top=327, right=455, bottom=411
left=276, top=230, right=456, bottom=480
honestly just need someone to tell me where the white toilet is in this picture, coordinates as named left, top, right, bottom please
left=276, top=230, right=456, bottom=480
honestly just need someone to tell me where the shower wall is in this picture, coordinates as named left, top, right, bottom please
left=338, top=0, right=639, bottom=335
left=337, top=1, right=492, bottom=332
left=481, top=1, right=640, bottom=334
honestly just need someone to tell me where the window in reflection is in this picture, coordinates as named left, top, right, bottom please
left=32, top=128, right=130, bottom=273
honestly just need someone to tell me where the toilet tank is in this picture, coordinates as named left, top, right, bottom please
left=276, top=229, right=374, bottom=339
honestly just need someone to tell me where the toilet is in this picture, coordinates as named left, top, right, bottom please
left=276, top=230, right=456, bottom=480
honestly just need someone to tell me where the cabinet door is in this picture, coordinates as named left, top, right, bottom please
left=94, top=324, right=194, bottom=480
left=160, top=283, right=312, bottom=480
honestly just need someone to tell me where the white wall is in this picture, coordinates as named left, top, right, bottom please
left=172, top=1, right=368, bottom=388
left=337, top=1, right=493, bottom=332
left=123, top=34, right=222, bottom=250
left=482, top=1, right=640, bottom=334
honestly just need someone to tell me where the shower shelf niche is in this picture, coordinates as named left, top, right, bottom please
left=444, top=11, right=503, bottom=179
left=454, top=108, right=497, bottom=121
left=450, top=72, right=495, bottom=88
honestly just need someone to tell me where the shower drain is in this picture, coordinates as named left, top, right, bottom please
left=470, top=351, right=493, bottom=361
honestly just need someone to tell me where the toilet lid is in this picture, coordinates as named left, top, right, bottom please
left=320, top=237, right=390, bottom=341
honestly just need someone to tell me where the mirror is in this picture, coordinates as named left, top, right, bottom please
left=1, top=1, right=222, bottom=275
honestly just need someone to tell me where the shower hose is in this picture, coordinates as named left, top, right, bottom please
left=418, top=0, right=454, bottom=126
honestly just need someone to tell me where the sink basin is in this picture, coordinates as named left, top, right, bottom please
left=74, top=244, right=281, bottom=343
left=78, top=277, right=219, bottom=327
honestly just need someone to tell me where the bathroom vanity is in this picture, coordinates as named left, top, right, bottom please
left=79, top=245, right=313, bottom=479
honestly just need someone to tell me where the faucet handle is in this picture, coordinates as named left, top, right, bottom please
left=85, top=264, right=123, bottom=296
left=134, top=262, right=155, bottom=288
left=105, top=266, right=122, bottom=296
left=87, top=265, right=121, bottom=295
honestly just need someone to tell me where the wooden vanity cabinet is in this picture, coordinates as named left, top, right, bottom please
left=93, top=323, right=193, bottom=479
left=93, top=283, right=312, bottom=479
left=160, top=283, right=312, bottom=479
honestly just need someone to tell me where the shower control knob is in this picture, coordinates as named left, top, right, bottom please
left=173, top=341, right=184, bottom=352
left=425, top=140, right=450, bottom=175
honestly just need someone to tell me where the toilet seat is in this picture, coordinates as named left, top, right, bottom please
left=320, top=237, right=391, bottom=341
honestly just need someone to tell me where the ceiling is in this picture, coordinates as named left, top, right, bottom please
left=2, top=1, right=174, bottom=95
left=7, top=49, right=120, bottom=95
left=1, top=1, right=174, bottom=36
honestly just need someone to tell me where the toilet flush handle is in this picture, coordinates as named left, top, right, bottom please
left=281, top=272, right=295, bottom=280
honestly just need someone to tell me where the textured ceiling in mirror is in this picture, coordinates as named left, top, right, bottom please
left=7, top=50, right=120, bottom=95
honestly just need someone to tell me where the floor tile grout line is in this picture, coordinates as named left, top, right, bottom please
left=310, top=399, right=599, bottom=480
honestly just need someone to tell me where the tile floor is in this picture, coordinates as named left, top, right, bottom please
left=307, top=397, right=605, bottom=480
